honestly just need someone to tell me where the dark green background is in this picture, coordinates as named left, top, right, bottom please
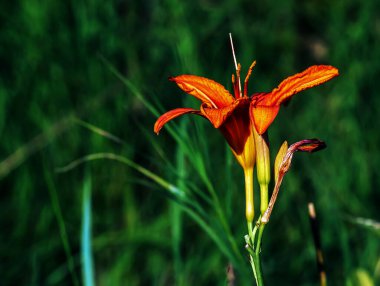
left=1, top=0, right=379, bottom=285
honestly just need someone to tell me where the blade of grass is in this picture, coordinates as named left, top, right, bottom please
left=345, top=215, right=380, bottom=236
left=81, top=169, right=95, bottom=286
left=56, top=153, right=182, bottom=198
left=74, top=117, right=125, bottom=145
left=98, top=54, right=194, bottom=153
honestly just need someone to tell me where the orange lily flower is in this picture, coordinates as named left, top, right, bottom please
left=154, top=62, right=339, bottom=221
left=154, top=63, right=339, bottom=163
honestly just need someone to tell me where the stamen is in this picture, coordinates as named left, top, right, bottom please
left=244, top=60, right=256, bottom=97
left=229, top=33, right=242, bottom=98
left=229, top=33, right=238, bottom=71
left=237, top=63, right=242, bottom=98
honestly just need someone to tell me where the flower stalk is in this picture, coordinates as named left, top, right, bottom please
left=246, top=218, right=266, bottom=286
left=244, top=167, right=255, bottom=223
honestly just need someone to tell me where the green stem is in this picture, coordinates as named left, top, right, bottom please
left=244, top=167, right=255, bottom=223
left=249, top=254, right=259, bottom=285
left=251, top=251, right=264, bottom=286
left=247, top=220, right=266, bottom=286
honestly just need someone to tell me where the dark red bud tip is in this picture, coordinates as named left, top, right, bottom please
left=289, top=139, right=326, bottom=153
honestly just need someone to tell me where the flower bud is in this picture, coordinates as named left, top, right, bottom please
left=274, top=141, right=288, bottom=183
left=253, top=129, right=271, bottom=214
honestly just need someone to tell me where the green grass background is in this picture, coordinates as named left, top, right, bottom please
left=1, top=0, right=379, bottom=285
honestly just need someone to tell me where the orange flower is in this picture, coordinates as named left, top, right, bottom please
left=154, top=63, right=339, bottom=162
left=250, top=65, right=339, bottom=135
left=154, top=62, right=339, bottom=222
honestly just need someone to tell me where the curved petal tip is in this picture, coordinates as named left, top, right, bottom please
left=154, top=108, right=201, bottom=134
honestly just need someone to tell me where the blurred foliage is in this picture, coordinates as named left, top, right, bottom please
left=1, top=0, right=380, bottom=285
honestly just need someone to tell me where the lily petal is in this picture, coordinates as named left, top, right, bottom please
left=200, top=101, right=240, bottom=128
left=260, top=65, right=339, bottom=106
left=170, top=75, right=234, bottom=108
left=250, top=105, right=280, bottom=135
left=214, top=99, right=252, bottom=155
left=154, top=108, right=201, bottom=134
